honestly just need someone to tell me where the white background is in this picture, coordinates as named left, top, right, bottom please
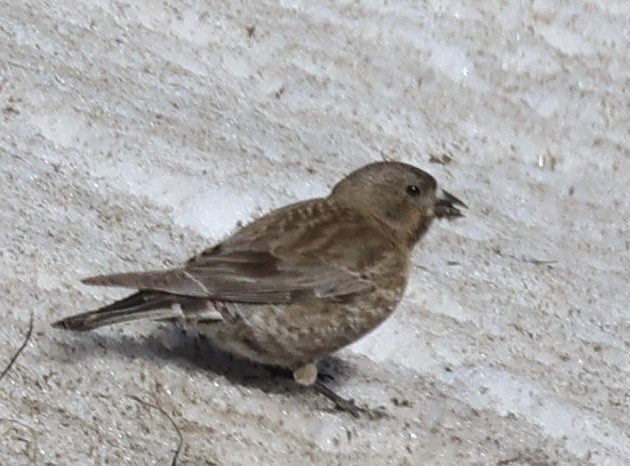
left=1, top=1, right=629, bottom=464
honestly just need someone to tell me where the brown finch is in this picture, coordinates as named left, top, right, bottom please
left=54, top=161, right=465, bottom=389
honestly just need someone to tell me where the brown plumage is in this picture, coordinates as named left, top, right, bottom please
left=53, top=161, right=466, bottom=386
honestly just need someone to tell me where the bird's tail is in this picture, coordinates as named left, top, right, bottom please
left=52, top=291, right=219, bottom=331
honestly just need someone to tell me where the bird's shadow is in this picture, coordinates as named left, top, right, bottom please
left=51, top=324, right=358, bottom=398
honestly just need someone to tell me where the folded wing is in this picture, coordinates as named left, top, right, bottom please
left=83, top=199, right=380, bottom=304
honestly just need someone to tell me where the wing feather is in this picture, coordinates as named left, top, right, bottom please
left=83, top=199, right=384, bottom=303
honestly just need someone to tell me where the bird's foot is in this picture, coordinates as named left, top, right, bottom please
left=314, top=380, right=387, bottom=419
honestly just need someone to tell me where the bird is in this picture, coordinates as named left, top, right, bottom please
left=53, top=161, right=466, bottom=391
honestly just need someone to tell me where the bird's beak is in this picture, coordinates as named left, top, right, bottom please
left=435, top=189, right=467, bottom=219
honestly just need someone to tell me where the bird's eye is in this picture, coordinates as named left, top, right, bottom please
left=406, top=185, right=420, bottom=197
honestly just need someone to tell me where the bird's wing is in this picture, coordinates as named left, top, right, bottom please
left=83, top=199, right=386, bottom=304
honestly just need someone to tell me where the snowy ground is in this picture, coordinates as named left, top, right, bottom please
left=1, top=1, right=629, bottom=465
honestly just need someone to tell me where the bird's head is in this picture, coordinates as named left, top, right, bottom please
left=331, top=161, right=466, bottom=246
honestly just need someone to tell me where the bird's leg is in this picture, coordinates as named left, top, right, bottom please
left=293, top=362, right=359, bottom=416
left=293, top=363, right=385, bottom=418
left=313, top=379, right=362, bottom=418
left=292, top=362, right=318, bottom=386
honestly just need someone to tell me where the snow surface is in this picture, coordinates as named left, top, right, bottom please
left=1, top=0, right=629, bottom=465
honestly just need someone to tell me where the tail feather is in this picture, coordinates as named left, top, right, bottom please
left=52, top=292, right=221, bottom=332
left=81, top=269, right=209, bottom=297
left=82, top=271, right=171, bottom=288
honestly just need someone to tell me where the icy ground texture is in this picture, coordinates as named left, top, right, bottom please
left=1, top=0, right=629, bottom=465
